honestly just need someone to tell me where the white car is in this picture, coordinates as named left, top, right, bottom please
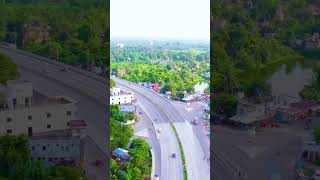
left=154, top=175, right=160, bottom=180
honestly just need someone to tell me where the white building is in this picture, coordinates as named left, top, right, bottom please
left=29, top=128, right=84, bottom=167
left=0, top=80, right=76, bottom=136
left=119, top=104, right=136, bottom=113
left=110, top=87, right=135, bottom=105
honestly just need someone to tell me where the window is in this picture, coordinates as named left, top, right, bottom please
left=46, top=113, right=51, bottom=118
left=25, top=97, right=29, bottom=106
left=32, top=146, right=35, bottom=150
left=66, top=146, right=69, bottom=151
left=47, top=124, right=52, bottom=129
left=28, top=115, right=32, bottom=120
left=49, top=158, right=52, bottom=162
left=13, top=98, right=16, bottom=106
left=6, top=117, right=12, bottom=122
left=42, top=146, right=46, bottom=151
left=66, top=111, right=72, bottom=116
left=6, top=129, right=12, bottom=134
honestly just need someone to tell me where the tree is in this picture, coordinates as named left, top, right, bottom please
left=212, top=94, right=238, bottom=117
left=0, top=53, right=19, bottom=84
left=314, top=128, right=320, bottom=144
left=0, top=135, right=29, bottom=176
left=49, top=166, right=86, bottom=180
left=110, top=79, right=116, bottom=88
left=125, top=113, right=138, bottom=122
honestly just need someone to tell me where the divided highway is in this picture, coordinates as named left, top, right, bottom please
left=114, top=78, right=210, bottom=180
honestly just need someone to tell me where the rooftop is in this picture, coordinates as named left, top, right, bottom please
left=31, top=91, right=72, bottom=106
left=30, top=129, right=78, bottom=141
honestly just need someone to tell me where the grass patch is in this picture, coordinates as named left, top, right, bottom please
left=171, top=123, right=188, bottom=180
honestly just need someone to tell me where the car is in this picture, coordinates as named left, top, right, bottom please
left=42, top=69, right=49, bottom=73
left=157, top=128, right=162, bottom=133
left=60, top=67, right=69, bottom=72
left=172, top=153, right=176, bottom=158
left=139, top=111, right=143, bottom=115
left=94, top=160, right=104, bottom=167
left=154, top=174, right=160, bottom=180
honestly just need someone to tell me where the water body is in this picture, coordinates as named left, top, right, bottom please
left=268, top=60, right=316, bottom=99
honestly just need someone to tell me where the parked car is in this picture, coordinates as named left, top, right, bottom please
left=172, top=153, right=176, bottom=158
left=154, top=174, right=160, bottom=180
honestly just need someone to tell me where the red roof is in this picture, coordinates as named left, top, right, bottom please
left=68, top=120, right=87, bottom=128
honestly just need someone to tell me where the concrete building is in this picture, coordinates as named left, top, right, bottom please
left=119, top=103, right=136, bottom=113
left=29, top=127, right=85, bottom=167
left=110, top=87, right=135, bottom=105
left=0, top=80, right=76, bottom=135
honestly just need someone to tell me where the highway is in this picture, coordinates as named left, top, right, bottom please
left=120, top=85, right=183, bottom=180
left=114, top=78, right=210, bottom=180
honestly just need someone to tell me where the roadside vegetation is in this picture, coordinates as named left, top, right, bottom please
left=0, top=52, right=18, bottom=84
left=171, top=124, right=188, bottom=180
left=110, top=105, right=151, bottom=180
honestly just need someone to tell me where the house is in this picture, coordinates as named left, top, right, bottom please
left=304, top=33, right=320, bottom=49
left=110, top=87, right=135, bottom=105
left=112, top=148, right=131, bottom=162
left=119, top=103, right=136, bottom=113
left=0, top=80, right=76, bottom=136
left=151, top=83, right=161, bottom=92
left=29, top=129, right=84, bottom=167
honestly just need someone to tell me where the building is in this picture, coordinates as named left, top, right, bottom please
left=0, top=80, right=76, bottom=135
left=110, top=87, right=135, bottom=105
left=112, top=148, right=131, bottom=163
left=119, top=103, right=136, bottom=113
left=29, top=128, right=85, bottom=167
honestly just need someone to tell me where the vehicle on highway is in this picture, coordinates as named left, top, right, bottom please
left=154, top=174, right=160, bottom=180
left=139, top=111, right=143, bottom=115
left=60, top=66, right=69, bottom=72
left=157, top=128, right=162, bottom=133
left=42, top=69, right=49, bottom=73
left=172, top=153, right=176, bottom=158
left=192, top=119, right=198, bottom=125
left=94, top=160, right=104, bottom=167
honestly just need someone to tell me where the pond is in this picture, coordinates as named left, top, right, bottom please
left=267, top=60, right=316, bottom=99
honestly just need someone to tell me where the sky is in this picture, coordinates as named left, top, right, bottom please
left=111, top=0, right=210, bottom=41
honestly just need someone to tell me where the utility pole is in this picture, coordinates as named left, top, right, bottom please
left=56, top=47, right=59, bottom=62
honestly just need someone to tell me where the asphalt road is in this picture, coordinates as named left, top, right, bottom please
left=134, top=105, right=162, bottom=177
left=114, top=78, right=210, bottom=180
left=0, top=46, right=108, bottom=179
left=120, top=85, right=183, bottom=180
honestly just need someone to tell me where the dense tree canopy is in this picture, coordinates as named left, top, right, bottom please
left=0, top=53, right=18, bottom=84
left=0, top=0, right=108, bottom=68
